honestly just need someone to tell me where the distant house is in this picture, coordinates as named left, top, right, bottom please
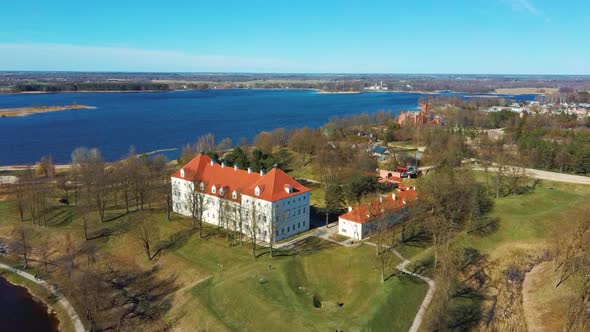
left=373, top=145, right=388, bottom=156
left=171, top=153, right=311, bottom=242
left=338, top=187, right=417, bottom=240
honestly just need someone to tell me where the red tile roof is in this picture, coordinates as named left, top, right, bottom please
left=171, top=154, right=310, bottom=202
left=339, top=188, right=417, bottom=224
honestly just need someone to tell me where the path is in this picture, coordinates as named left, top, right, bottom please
left=471, top=165, right=590, bottom=185
left=364, top=242, right=435, bottom=332
left=267, top=224, right=434, bottom=332
left=0, top=262, right=85, bottom=332
left=261, top=223, right=352, bottom=249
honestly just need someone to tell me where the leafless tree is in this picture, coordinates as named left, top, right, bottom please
left=12, top=178, right=28, bottom=222
left=249, top=200, right=258, bottom=258
left=195, top=133, right=215, bottom=153
left=13, top=224, right=32, bottom=269
left=135, top=211, right=160, bottom=261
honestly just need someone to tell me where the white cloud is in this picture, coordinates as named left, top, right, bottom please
left=501, top=0, right=544, bottom=17
left=0, top=43, right=298, bottom=72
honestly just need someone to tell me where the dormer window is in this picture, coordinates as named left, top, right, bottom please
left=211, top=185, right=217, bottom=194
left=200, top=182, right=205, bottom=191
left=180, top=168, right=185, bottom=178
left=255, top=186, right=262, bottom=196
left=219, top=187, right=225, bottom=196
left=232, top=190, right=238, bottom=200
left=284, top=184, right=293, bottom=194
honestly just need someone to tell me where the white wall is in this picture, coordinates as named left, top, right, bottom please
left=171, top=177, right=310, bottom=243
left=338, top=218, right=363, bottom=240
left=338, top=208, right=409, bottom=240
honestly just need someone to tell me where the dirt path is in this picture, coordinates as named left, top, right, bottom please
left=364, top=242, right=435, bottom=332
left=0, top=262, right=85, bottom=332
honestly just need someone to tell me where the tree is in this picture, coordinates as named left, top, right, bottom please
left=324, top=184, right=345, bottom=226
left=135, top=211, right=160, bottom=261
left=187, top=189, right=208, bottom=237
left=12, top=179, right=28, bottom=222
left=216, top=137, right=233, bottom=151
left=13, top=224, right=32, bottom=269
left=71, top=147, right=109, bottom=222
left=249, top=201, right=258, bottom=258
left=345, top=175, right=378, bottom=205
left=195, top=133, right=215, bottom=153
left=39, top=234, right=53, bottom=273
left=254, top=131, right=273, bottom=153
left=35, top=155, right=55, bottom=178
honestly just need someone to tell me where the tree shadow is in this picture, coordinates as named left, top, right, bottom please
left=153, top=228, right=196, bottom=258
left=271, top=237, right=337, bottom=257
left=46, top=208, right=75, bottom=227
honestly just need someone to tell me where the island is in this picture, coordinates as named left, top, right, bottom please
left=0, top=104, right=96, bottom=117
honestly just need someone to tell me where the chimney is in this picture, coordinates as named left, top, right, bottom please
left=392, top=193, right=396, bottom=201
left=403, top=199, right=407, bottom=205
left=210, top=160, right=214, bottom=166
left=260, top=169, right=265, bottom=176
left=348, top=206, right=353, bottom=212
left=413, top=186, right=416, bottom=191
left=379, top=196, right=383, bottom=203
left=221, top=161, right=226, bottom=168
left=247, top=167, right=252, bottom=174
left=234, top=164, right=238, bottom=171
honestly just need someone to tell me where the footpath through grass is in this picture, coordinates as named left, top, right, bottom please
left=0, top=197, right=428, bottom=331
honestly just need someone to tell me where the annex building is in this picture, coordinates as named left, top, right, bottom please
left=338, top=186, right=417, bottom=240
left=171, top=153, right=311, bottom=242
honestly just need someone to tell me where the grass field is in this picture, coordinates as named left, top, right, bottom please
left=0, top=196, right=428, bottom=331
left=407, top=175, right=590, bottom=330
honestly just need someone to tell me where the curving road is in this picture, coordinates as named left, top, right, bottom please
left=0, top=263, right=85, bottom=332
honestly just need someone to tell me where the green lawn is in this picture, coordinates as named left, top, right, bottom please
left=178, top=237, right=427, bottom=331
left=0, top=197, right=428, bottom=331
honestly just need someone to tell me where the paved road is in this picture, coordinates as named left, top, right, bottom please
left=0, top=263, right=85, bottom=332
left=472, top=166, right=590, bottom=185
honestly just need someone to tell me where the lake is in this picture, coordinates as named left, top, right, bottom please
left=0, top=89, right=536, bottom=165
left=0, top=276, right=60, bottom=332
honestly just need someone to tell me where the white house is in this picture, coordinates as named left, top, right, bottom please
left=171, top=153, right=311, bottom=243
left=338, top=187, right=417, bottom=240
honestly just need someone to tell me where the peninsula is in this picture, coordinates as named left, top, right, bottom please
left=0, top=104, right=96, bottom=117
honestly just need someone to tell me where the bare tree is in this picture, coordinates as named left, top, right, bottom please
left=135, top=211, right=160, bottom=261
left=35, top=155, right=55, bottom=178
left=13, top=224, right=32, bottom=269
left=249, top=200, right=258, bottom=258
left=39, top=234, right=53, bottom=273
left=195, top=133, right=215, bottom=153
left=12, top=178, right=28, bottom=222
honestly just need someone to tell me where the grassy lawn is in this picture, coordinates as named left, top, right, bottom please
left=177, top=238, right=427, bottom=331
left=0, top=196, right=428, bottom=331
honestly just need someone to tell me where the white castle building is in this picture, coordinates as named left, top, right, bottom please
left=171, top=153, right=311, bottom=242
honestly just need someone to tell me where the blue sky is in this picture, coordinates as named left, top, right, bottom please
left=1, top=0, right=588, bottom=74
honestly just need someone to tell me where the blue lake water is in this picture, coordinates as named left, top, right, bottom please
left=0, top=89, right=536, bottom=165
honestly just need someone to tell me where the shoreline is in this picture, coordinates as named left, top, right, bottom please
left=0, top=87, right=539, bottom=96
left=0, top=274, right=62, bottom=330
left=0, top=263, right=83, bottom=332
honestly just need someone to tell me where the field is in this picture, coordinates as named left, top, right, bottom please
left=407, top=175, right=590, bottom=330
left=0, top=196, right=428, bottom=331
left=494, top=87, right=560, bottom=95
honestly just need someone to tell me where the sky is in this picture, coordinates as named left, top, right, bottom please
left=1, top=0, right=589, bottom=74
